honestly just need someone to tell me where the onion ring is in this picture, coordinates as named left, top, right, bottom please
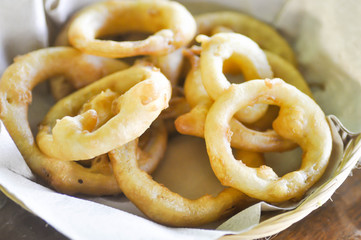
left=56, top=66, right=168, bottom=173
left=0, top=47, right=168, bottom=195
left=195, top=11, right=297, bottom=65
left=51, top=15, right=185, bottom=99
left=75, top=103, right=168, bottom=188
left=36, top=62, right=171, bottom=161
left=108, top=139, right=255, bottom=227
left=197, top=32, right=274, bottom=123
left=175, top=50, right=296, bottom=152
left=68, top=0, right=196, bottom=58
left=69, top=62, right=168, bottom=173
left=205, top=79, right=332, bottom=202
left=0, top=47, right=120, bottom=195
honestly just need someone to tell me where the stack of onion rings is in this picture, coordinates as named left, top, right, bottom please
left=50, top=3, right=188, bottom=99
left=176, top=41, right=304, bottom=152
left=0, top=0, right=333, bottom=228
left=0, top=47, right=170, bottom=195
left=36, top=63, right=171, bottom=160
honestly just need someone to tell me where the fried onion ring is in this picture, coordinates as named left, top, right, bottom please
left=108, top=139, right=255, bottom=227
left=175, top=50, right=296, bottom=152
left=223, top=50, right=313, bottom=131
left=36, top=63, right=171, bottom=161
left=68, top=0, right=196, bottom=58
left=58, top=67, right=168, bottom=173
left=197, top=32, right=273, bottom=123
left=195, top=11, right=297, bottom=65
left=74, top=102, right=168, bottom=188
left=51, top=15, right=185, bottom=99
left=205, top=79, right=332, bottom=202
left=0, top=48, right=169, bottom=195
left=234, top=150, right=265, bottom=168
left=0, top=47, right=120, bottom=195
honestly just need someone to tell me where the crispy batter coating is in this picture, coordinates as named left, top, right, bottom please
left=68, top=0, right=196, bottom=58
left=205, top=79, right=332, bottom=202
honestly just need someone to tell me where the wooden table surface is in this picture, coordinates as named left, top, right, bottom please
left=0, top=168, right=360, bottom=240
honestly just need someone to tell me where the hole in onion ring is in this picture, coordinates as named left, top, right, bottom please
left=96, top=32, right=159, bottom=65
left=264, top=147, right=303, bottom=177
left=152, top=134, right=225, bottom=199
left=224, top=72, right=245, bottom=84
left=98, top=32, right=152, bottom=42
left=28, top=82, right=56, bottom=135
left=232, top=147, right=303, bottom=178
left=243, top=105, right=280, bottom=131
left=68, top=0, right=197, bottom=58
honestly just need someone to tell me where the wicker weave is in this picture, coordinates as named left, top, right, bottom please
left=221, top=116, right=361, bottom=239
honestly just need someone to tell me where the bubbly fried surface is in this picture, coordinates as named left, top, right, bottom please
left=68, top=0, right=196, bottom=58
left=205, top=79, right=332, bottom=202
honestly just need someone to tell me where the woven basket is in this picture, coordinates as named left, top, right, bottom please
left=221, top=115, right=361, bottom=239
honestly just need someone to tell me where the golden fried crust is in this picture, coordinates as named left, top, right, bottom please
left=0, top=47, right=170, bottom=195
left=109, top=140, right=255, bottom=227
left=197, top=33, right=273, bottom=123
left=176, top=45, right=297, bottom=152
left=205, top=79, right=332, bottom=202
left=68, top=0, right=196, bottom=58
left=36, top=64, right=171, bottom=161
